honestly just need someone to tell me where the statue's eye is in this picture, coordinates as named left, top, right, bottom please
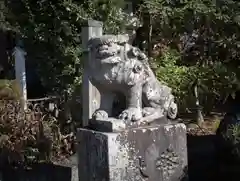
left=133, top=64, right=142, bottom=73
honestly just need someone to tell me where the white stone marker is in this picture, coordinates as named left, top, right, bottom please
left=13, top=41, right=27, bottom=110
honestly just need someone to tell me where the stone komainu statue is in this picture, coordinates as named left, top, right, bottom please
left=87, top=35, right=177, bottom=124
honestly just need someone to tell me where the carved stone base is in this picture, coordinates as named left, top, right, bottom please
left=77, top=123, right=188, bottom=181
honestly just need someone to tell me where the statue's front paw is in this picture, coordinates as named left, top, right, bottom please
left=118, top=107, right=142, bottom=122
left=142, top=107, right=156, bottom=117
left=92, top=110, right=109, bottom=120
left=167, top=102, right=178, bottom=119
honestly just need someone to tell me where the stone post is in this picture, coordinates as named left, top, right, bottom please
left=81, top=20, right=103, bottom=127
left=13, top=39, right=27, bottom=110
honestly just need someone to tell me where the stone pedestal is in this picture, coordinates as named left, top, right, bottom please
left=77, top=123, right=188, bottom=181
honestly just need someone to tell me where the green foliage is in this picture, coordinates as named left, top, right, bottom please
left=0, top=79, right=21, bottom=100
left=154, top=48, right=237, bottom=111
left=73, top=0, right=133, bottom=34
left=1, top=0, right=240, bottom=112
left=2, top=0, right=132, bottom=96
left=155, top=49, right=193, bottom=98
left=139, top=0, right=240, bottom=112
left=140, top=0, right=240, bottom=66
left=222, top=122, right=240, bottom=159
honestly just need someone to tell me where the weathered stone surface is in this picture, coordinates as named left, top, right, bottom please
left=77, top=123, right=187, bottom=181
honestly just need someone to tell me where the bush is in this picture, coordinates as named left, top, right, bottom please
left=222, top=123, right=240, bottom=160
left=216, top=114, right=240, bottom=163
left=0, top=79, right=21, bottom=100
left=0, top=100, right=75, bottom=169
left=153, top=48, right=237, bottom=113
left=153, top=49, right=195, bottom=111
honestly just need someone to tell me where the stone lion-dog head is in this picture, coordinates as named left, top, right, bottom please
left=87, top=35, right=153, bottom=88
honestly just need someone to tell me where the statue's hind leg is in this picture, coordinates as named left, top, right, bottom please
left=138, top=107, right=166, bottom=124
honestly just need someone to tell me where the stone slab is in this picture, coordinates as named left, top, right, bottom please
left=87, top=117, right=170, bottom=132
left=77, top=123, right=188, bottom=181
left=54, top=154, right=78, bottom=181
left=87, top=118, right=127, bottom=132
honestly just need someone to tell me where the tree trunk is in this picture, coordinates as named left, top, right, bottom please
left=193, top=80, right=204, bottom=125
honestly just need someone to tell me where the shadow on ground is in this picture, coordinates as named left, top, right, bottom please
left=0, top=163, right=71, bottom=181
left=188, top=134, right=217, bottom=181
left=188, top=134, right=240, bottom=181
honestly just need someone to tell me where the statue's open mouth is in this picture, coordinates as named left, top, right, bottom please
left=96, top=49, right=116, bottom=58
